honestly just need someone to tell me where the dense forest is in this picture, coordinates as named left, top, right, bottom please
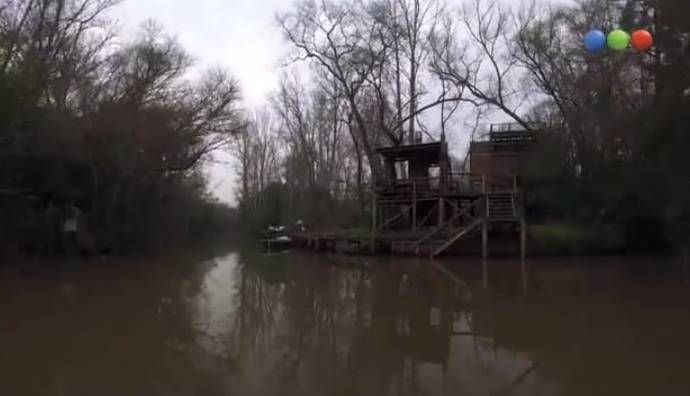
left=233, top=0, right=690, bottom=253
left=2, top=0, right=690, bottom=256
left=0, top=0, right=241, bottom=254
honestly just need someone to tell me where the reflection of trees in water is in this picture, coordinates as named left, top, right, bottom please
left=467, top=258, right=690, bottom=396
left=225, top=252, right=473, bottom=395
left=0, top=253, right=232, bottom=395
left=9, top=253, right=686, bottom=395
left=223, top=254, right=690, bottom=396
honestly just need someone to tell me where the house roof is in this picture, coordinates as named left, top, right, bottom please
left=376, top=142, right=446, bottom=161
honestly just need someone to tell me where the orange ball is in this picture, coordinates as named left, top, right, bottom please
left=631, top=29, right=653, bottom=52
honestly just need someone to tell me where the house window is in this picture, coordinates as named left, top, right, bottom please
left=395, top=161, right=409, bottom=180
left=429, top=165, right=440, bottom=190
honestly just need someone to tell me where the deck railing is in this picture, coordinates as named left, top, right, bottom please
left=470, top=122, right=539, bottom=145
left=376, top=173, right=518, bottom=195
left=490, top=122, right=530, bottom=133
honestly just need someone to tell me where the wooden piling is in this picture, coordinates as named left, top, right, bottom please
left=521, top=258, right=528, bottom=296
left=482, top=220, right=488, bottom=260
left=438, top=197, right=445, bottom=227
left=683, top=249, right=689, bottom=283
left=520, top=217, right=527, bottom=261
left=371, top=193, right=378, bottom=253
left=482, top=175, right=488, bottom=260
left=412, top=183, right=417, bottom=232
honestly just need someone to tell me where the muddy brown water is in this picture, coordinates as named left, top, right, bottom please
left=1, top=247, right=689, bottom=396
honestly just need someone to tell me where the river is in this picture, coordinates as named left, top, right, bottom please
left=1, top=247, right=689, bottom=396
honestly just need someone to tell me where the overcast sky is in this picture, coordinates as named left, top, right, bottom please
left=113, top=0, right=289, bottom=107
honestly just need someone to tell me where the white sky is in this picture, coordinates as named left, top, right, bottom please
left=113, top=0, right=289, bottom=107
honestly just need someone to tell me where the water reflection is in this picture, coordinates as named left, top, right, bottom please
left=1, top=250, right=689, bottom=395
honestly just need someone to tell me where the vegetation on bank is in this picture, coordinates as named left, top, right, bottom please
left=0, top=1, right=241, bottom=255
left=232, top=0, right=690, bottom=254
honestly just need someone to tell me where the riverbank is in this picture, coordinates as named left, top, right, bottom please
left=0, top=231, right=244, bottom=265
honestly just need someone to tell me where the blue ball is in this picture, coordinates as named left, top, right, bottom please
left=583, top=30, right=607, bottom=53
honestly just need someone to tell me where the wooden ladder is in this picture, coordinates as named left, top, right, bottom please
left=487, top=192, right=517, bottom=220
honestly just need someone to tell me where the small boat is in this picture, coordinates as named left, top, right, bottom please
left=261, top=226, right=292, bottom=251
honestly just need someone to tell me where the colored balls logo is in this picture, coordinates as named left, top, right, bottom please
left=607, top=29, right=630, bottom=51
left=631, top=29, right=653, bottom=52
left=583, top=30, right=606, bottom=54
left=583, top=28, right=653, bottom=54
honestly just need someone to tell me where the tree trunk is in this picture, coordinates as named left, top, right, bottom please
left=347, top=116, right=367, bottom=211
left=409, top=66, right=417, bottom=143
left=393, top=1, right=404, bottom=137
left=347, top=95, right=381, bottom=184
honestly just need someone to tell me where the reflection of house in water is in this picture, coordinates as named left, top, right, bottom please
left=395, top=271, right=456, bottom=366
left=350, top=263, right=547, bottom=395
left=236, top=253, right=565, bottom=396
left=359, top=265, right=473, bottom=369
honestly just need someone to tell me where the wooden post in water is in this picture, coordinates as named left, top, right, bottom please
left=520, top=217, right=527, bottom=261
left=412, top=182, right=417, bottom=233
left=521, top=258, right=528, bottom=296
left=482, top=221, right=488, bottom=260
left=683, top=248, right=689, bottom=283
left=482, top=175, right=488, bottom=260
left=371, top=193, right=377, bottom=253
left=519, top=177, right=527, bottom=260
left=438, top=197, right=445, bottom=227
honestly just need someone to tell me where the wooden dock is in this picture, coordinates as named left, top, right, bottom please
left=291, top=222, right=525, bottom=258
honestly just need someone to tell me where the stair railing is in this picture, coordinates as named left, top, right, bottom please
left=414, top=197, right=480, bottom=248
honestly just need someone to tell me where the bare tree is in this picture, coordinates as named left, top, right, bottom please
left=0, top=0, right=120, bottom=109
left=232, top=107, right=280, bottom=213
left=511, top=0, right=639, bottom=176
left=429, top=0, right=533, bottom=131
left=396, top=0, right=441, bottom=142
left=278, top=0, right=390, bottom=180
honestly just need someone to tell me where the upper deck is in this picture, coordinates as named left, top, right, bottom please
left=470, top=122, right=538, bottom=153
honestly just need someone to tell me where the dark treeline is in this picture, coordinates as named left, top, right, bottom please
left=234, top=0, right=690, bottom=252
left=3, top=0, right=689, bottom=255
left=0, top=0, right=242, bottom=255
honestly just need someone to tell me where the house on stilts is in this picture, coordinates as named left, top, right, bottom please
left=372, top=123, right=536, bottom=258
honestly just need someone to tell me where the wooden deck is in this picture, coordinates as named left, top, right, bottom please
left=368, top=172, right=526, bottom=258
left=290, top=225, right=524, bottom=257
left=293, top=185, right=525, bottom=259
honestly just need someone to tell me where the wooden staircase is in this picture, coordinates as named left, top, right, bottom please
left=430, top=218, right=483, bottom=257
left=414, top=197, right=482, bottom=258
left=412, top=191, right=522, bottom=258
left=487, top=192, right=517, bottom=220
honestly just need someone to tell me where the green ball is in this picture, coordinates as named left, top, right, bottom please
left=607, top=29, right=630, bottom=51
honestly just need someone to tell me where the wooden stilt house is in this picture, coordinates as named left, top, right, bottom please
left=372, top=124, right=536, bottom=258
